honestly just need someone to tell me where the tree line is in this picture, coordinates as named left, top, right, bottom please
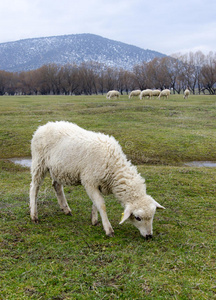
left=0, top=51, right=216, bottom=96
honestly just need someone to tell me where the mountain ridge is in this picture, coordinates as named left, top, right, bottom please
left=0, top=33, right=166, bottom=72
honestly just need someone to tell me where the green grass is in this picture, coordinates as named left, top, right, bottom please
left=0, top=94, right=215, bottom=299
left=0, top=94, right=216, bottom=163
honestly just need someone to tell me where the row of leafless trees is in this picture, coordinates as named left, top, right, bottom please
left=0, top=51, right=216, bottom=96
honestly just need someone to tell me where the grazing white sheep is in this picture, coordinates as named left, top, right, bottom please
left=139, top=89, right=153, bottom=100
left=106, top=90, right=120, bottom=99
left=158, top=89, right=170, bottom=99
left=183, top=89, right=190, bottom=99
left=152, top=89, right=161, bottom=97
left=30, top=121, right=165, bottom=239
left=140, top=89, right=153, bottom=99
left=129, top=90, right=141, bottom=99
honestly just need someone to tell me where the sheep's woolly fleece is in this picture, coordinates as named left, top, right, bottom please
left=31, top=121, right=144, bottom=200
left=30, top=121, right=165, bottom=238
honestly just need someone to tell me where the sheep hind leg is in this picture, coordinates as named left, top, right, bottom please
left=91, top=204, right=99, bottom=225
left=52, top=181, right=72, bottom=215
left=30, top=164, right=46, bottom=222
left=30, top=181, right=40, bottom=222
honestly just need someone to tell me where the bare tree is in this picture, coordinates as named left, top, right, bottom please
left=132, top=62, right=150, bottom=90
left=104, top=67, right=118, bottom=91
left=200, top=52, right=216, bottom=94
left=59, top=64, right=80, bottom=95
left=0, top=71, right=9, bottom=95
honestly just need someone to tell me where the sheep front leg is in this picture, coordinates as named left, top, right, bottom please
left=91, top=204, right=99, bottom=225
left=52, top=181, right=72, bottom=215
left=85, top=186, right=114, bottom=237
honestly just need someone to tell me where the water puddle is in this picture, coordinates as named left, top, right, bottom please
left=184, top=161, right=216, bottom=167
left=7, top=158, right=216, bottom=168
left=9, top=157, right=32, bottom=168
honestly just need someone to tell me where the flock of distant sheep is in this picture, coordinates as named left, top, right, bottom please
left=106, top=89, right=190, bottom=100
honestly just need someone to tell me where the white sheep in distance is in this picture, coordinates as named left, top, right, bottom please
left=129, top=90, right=141, bottom=99
left=152, top=89, right=161, bottom=97
left=30, top=121, right=165, bottom=239
left=106, top=90, right=120, bottom=99
left=139, top=89, right=153, bottom=100
left=158, top=89, right=171, bottom=99
left=183, top=89, right=190, bottom=99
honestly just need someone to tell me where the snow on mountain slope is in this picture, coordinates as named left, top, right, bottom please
left=0, top=33, right=166, bottom=71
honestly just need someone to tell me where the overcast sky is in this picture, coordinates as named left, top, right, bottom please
left=1, top=0, right=216, bottom=55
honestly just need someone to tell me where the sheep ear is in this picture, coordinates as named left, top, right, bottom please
left=154, top=200, right=165, bottom=210
left=119, top=206, right=131, bottom=224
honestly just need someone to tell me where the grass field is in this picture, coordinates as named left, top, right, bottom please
left=0, top=94, right=215, bottom=299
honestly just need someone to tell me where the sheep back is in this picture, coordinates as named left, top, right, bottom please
left=31, top=121, right=133, bottom=194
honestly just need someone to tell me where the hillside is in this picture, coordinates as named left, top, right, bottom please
left=0, top=33, right=166, bottom=72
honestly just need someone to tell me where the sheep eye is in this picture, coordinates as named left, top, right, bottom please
left=135, top=216, right=142, bottom=221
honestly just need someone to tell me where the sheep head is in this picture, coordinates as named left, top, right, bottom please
left=119, top=195, right=165, bottom=239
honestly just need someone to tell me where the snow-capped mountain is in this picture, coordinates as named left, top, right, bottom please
left=0, top=33, right=166, bottom=72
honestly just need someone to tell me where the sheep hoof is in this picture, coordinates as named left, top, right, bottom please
left=91, top=219, right=99, bottom=226
left=92, top=220, right=99, bottom=226
left=106, top=230, right=115, bottom=237
left=66, top=211, right=72, bottom=216
left=107, top=232, right=115, bottom=237
left=32, top=218, right=39, bottom=223
left=61, top=208, right=72, bottom=215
